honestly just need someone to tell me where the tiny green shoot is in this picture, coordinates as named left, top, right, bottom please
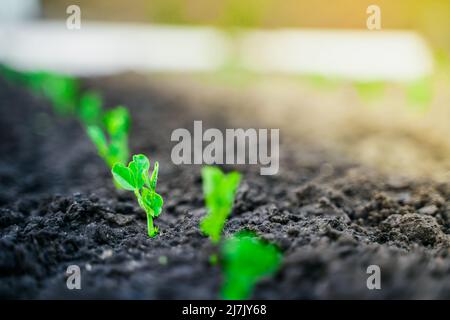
left=112, top=154, right=163, bottom=237
left=221, top=231, right=282, bottom=300
left=86, top=106, right=130, bottom=168
left=354, top=81, right=386, bottom=103
left=406, top=77, right=433, bottom=111
left=0, top=66, right=79, bottom=115
left=201, top=166, right=241, bottom=243
left=24, top=71, right=79, bottom=115
left=78, top=91, right=103, bottom=126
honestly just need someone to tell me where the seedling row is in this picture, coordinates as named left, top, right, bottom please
left=0, top=65, right=282, bottom=300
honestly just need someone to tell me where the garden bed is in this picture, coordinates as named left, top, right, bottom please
left=1, top=74, right=450, bottom=299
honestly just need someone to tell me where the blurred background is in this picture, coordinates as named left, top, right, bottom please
left=1, top=0, right=450, bottom=180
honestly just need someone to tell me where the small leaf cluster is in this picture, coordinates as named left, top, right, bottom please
left=201, top=166, right=241, bottom=243
left=82, top=94, right=130, bottom=168
left=0, top=66, right=79, bottom=115
left=200, top=167, right=282, bottom=299
left=0, top=65, right=131, bottom=180
left=220, top=231, right=282, bottom=300
left=112, top=154, right=163, bottom=237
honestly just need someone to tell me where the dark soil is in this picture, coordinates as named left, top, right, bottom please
left=1, top=74, right=450, bottom=299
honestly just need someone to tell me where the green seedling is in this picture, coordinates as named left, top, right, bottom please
left=201, top=166, right=241, bottom=243
left=0, top=67, right=79, bottom=114
left=354, top=81, right=386, bottom=103
left=87, top=106, right=130, bottom=168
left=24, top=71, right=79, bottom=115
left=406, top=77, right=433, bottom=111
left=78, top=91, right=103, bottom=126
left=112, top=154, right=163, bottom=237
left=221, top=231, right=282, bottom=300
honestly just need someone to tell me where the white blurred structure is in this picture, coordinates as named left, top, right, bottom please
left=0, top=22, right=229, bottom=75
left=240, top=29, right=433, bottom=82
left=0, top=20, right=434, bottom=81
left=0, top=0, right=40, bottom=22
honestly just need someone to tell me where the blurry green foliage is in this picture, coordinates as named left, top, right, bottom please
left=220, top=0, right=272, bottom=29
left=0, top=64, right=132, bottom=191
left=79, top=91, right=103, bottom=126
left=0, top=65, right=79, bottom=115
left=79, top=92, right=130, bottom=173
left=221, top=231, right=282, bottom=300
left=434, top=49, right=450, bottom=81
left=25, top=72, right=79, bottom=115
left=201, top=166, right=241, bottom=243
left=147, top=0, right=186, bottom=24
left=87, top=106, right=130, bottom=168
left=354, top=81, right=386, bottom=103
left=0, top=64, right=25, bottom=83
left=406, top=77, right=433, bottom=111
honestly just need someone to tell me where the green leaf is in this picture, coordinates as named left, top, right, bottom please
left=103, top=106, right=130, bottom=137
left=202, top=166, right=224, bottom=196
left=79, top=91, right=102, bottom=125
left=128, top=154, right=149, bottom=190
left=221, top=231, right=282, bottom=300
left=107, top=134, right=129, bottom=166
left=149, top=161, right=159, bottom=190
left=140, top=187, right=153, bottom=215
left=111, top=163, right=136, bottom=190
left=406, top=77, right=433, bottom=111
left=13, top=71, right=79, bottom=115
left=141, top=187, right=163, bottom=217
left=152, top=192, right=163, bottom=217
left=201, top=166, right=241, bottom=243
left=133, top=154, right=150, bottom=173
left=86, top=125, right=108, bottom=158
left=31, top=72, right=79, bottom=115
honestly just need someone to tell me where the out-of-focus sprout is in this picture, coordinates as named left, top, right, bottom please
left=406, top=77, right=433, bottom=111
left=0, top=66, right=79, bottom=115
left=221, top=231, right=282, bottom=300
left=87, top=106, right=130, bottom=169
left=354, top=81, right=386, bottom=103
left=201, top=166, right=241, bottom=244
left=78, top=91, right=103, bottom=126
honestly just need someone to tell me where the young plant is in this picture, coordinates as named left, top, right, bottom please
left=78, top=91, right=103, bottom=126
left=221, top=231, right=282, bottom=300
left=112, top=154, right=163, bottom=237
left=86, top=106, right=130, bottom=168
left=25, top=71, right=79, bottom=115
left=0, top=67, right=79, bottom=115
left=201, top=166, right=241, bottom=243
left=406, top=77, right=433, bottom=111
left=354, top=81, right=386, bottom=103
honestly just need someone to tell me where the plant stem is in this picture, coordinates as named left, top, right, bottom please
left=134, top=189, right=157, bottom=237
left=147, top=213, right=157, bottom=237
